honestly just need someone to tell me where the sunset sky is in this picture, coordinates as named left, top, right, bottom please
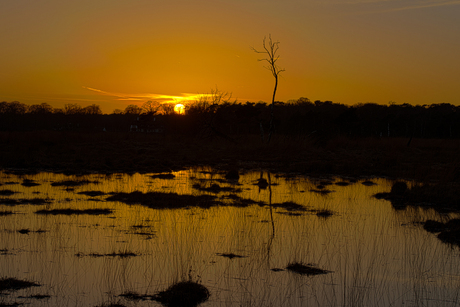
left=1, top=0, right=459, bottom=113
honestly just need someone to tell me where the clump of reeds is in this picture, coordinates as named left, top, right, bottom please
left=51, top=179, right=99, bottom=187
left=106, top=191, right=219, bottom=209
left=438, top=229, right=460, bottom=247
left=18, top=228, right=31, bottom=234
left=423, top=220, right=447, bottom=233
left=152, top=281, right=210, bottom=307
left=0, top=190, right=16, bottom=196
left=361, top=180, right=377, bottom=186
left=24, top=198, right=52, bottom=205
left=270, top=268, right=285, bottom=272
left=315, top=209, right=334, bottom=218
left=16, top=228, right=45, bottom=234
left=374, top=181, right=409, bottom=209
left=151, top=173, right=176, bottom=179
left=271, top=201, right=306, bottom=212
left=77, top=190, right=106, bottom=197
left=317, top=180, right=333, bottom=188
left=217, top=253, right=245, bottom=259
left=310, top=188, right=333, bottom=195
left=21, top=179, right=40, bottom=187
left=286, top=262, right=331, bottom=276
left=0, top=198, right=52, bottom=206
left=0, top=277, right=40, bottom=291
left=192, top=183, right=241, bottom=194
left=223, top=194, right=262, bottom=207
left=24, top=294, right=50, bottom=300
left=79, top=251, right=138, bottom=258
left=119, top=291, right=145, bottom=300
left=376, top=181, right=460, bottom=212
left=256, top=178, right=269, bottom=189
left=423, top=219, right=460, bottom=247
left=224, top=169, right=239, bottom=181
left=335, top=181, right=350, bottom=186
left=35, top=208, right=113, bottom=215
left=390, top=181, right=407, bottom=195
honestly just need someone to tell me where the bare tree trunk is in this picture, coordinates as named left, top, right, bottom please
left=252, top=35, right=284, bottom=144
left=267, top=74, right=278, bottom=143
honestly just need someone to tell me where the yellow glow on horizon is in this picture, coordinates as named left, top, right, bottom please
left=83, top=86, right=217, bottom=104
left=174, top=104, right=185, bottom=114
left=82, top=86, right=232, bottom=112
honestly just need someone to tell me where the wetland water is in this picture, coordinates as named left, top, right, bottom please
left=0, top=169, right=459, bottom=306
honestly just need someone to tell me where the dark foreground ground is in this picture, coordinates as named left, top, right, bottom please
left=1, top=131, right=459, bottom=183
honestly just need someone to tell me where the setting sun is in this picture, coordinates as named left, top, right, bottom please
left=174, top=104, right=185, bottom=114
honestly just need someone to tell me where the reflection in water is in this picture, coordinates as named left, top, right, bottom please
left=0, top=169, right=459, bottom=306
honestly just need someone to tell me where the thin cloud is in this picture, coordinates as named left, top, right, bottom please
left=383, top=0, right=460, bottom=12
left=329, top=0, right=460, bottom=12
left=83, top=87, right=139, bottom=101
left=83, top=86, right=212, bottom=105
left=343, top=0, right=398, bottom=3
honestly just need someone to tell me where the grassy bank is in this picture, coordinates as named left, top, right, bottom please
left=0, top=131, right=459, bottom=182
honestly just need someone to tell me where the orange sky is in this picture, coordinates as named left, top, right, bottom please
left=1, top=0, right=459, bottom=113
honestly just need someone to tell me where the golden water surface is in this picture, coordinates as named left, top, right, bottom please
left=0, top=168, right=459, bottom=306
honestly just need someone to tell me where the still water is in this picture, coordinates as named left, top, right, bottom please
left=0, top=168, right=459, bottom=307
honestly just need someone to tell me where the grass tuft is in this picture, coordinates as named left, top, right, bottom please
left=106, top=191, right=219, bottom=209
left=119, top=291, right=144, bottom=300
left=51, top=180, right=99, bottom=187
left=390, top=181, right=408, bottom=195
left=376, top=181, right=460, bottom=212
left=150, top=173, right=176, bottom=179
left=272, top=201, right=306, bottom=212
left=286, top=262, right=331, bottom=276
left=76, top=251, right=138, bottom=258
left=310, top=189, right=333, bottom=195
left=217, top=253, right=245, bottom=259
left=224, top=169, right=240, bottom=180
left=0, top=277, right=40, bottom=291
left=0, top=190, right=15, bottom=196
left=361, top=180, right=377, bottom=186
left=77, top=190, right=106, bottom=197
left=21, top=179, right=40, bottom=187
left=152, top=281, right=210, bottom=307
left=315, top=209, right=334, bottom=218
left=35, top=208, right=113, bottom=215
left=192, top=183, right=241, bottom=194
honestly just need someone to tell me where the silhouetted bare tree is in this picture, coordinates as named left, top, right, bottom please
left=186, top=88, right=235, bottom=141
left=0, top=101, right=28, bottom=114
left=28, top=103, right=54, bottom=114
left=83, top=104, right=102, bottom=115
left=64, top=103, right=83, bottom=115
left=253, top=35, right=285, bottom=143
left=111, top=109, right=124, bottom=115
left=141, top=101, right=161, bottom=115
left=124, top=104, right=143, bottom=115
left=159, top=103, right=175, bottom=115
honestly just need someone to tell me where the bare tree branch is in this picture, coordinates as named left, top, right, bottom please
left=252, top=34, right=285, bottom=143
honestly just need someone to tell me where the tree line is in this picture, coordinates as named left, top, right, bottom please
left=0, top=99, right=459, bottom=139
left=0, top=101, right=176, bottom=116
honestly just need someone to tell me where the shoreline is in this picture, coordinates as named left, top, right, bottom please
left=0, top=131, right=459, bottom=182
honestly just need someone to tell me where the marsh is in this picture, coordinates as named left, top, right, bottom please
left=1, top=168, right=459, bottom=306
